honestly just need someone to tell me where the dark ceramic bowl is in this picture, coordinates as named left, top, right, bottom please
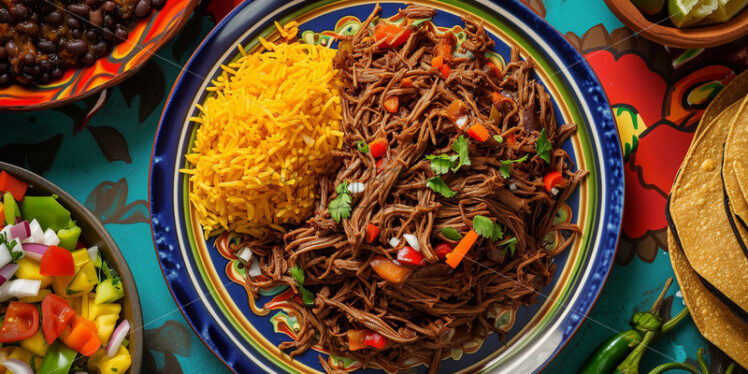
left=0, top=161, right=142, bottom=373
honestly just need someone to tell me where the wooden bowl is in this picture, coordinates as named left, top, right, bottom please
left=0, top=161, right=143, bottom=373
left=604, top=0, right=748, bottom=48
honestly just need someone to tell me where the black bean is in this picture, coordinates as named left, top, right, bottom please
left=16, top=21, right=39, bottom=36
left=10, top=4, right=29, bottom=20
left=86, top=0, right=100, bottom=6
left=40, top=60, right=51, bottom=71
left=151, top=0, right=165, bottom=9
left=0, top=47, right=5, bottom=59
left=0, top=62, right=8, bottom=71
left=89, top=9, right=103, bottom=26
left=80, top=52, right=95, bottom=66
left=65, top=39, right=88, bottom=55
left=67, top=3, right=90, bottom=16
left=100, top=27, right=114, bottom=41
left=114, top=27, right=128, bottom=41
left=0, top=9, right=13, bottom=24
left=71, top=29, right=82, bottom=39
left=66, top=17, right=81, bottom=29
left=48, top=54, right=61, bottom=66
left=134, top=0, right=150, bottom=17
left=43, top=11, right=62, bottom=25
left=5, top=42, right=18, bottom=58
left=85, top=30, right=98, bottom=41
left=51, top=68, right=62, bottom=78
left=92, top=41, right=107, bottom=56
left=103, top=14, right=113, bottom=27
left=37, top=39, right=57, bottom=53
left=22, top=65, right=40, bottom=76
left=101, top=1, right=115, bottom=12
left=22, top=53, right=35, bottom=65
left=19, top=73, right=33, bottom=83
left=39, top=73, right=50, bottom=83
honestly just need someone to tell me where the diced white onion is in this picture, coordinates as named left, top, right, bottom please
left=87, top=246, right=100, bottom=263
left=2, top=359, right=33, bottom=374
left=347, top=182, right=365, bottom=194
left=237, top=247, right=252, bottom=263
left=403, top=234, right=420, bottom=252
left=392, top=259, right=402, bottom=266
left=42, top=229, right=60, bottom=246
left=248, top=260, right=262, bottom=277
left=23, top=220, right=44, bottom=244
left=0, top=279, right=41, bottom=301
left=509, top=183, right=517, bottom=191
left=0, top=244, right=11, bottom=269
left=456, top=115, right=468, bottom=129
left=388, top=237, right=401, bottom=248
left=551, top=187, right=559, bottom=196
left=0, top=225, right=11, bottom=240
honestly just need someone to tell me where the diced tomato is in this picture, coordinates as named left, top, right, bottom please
left=384, top=96, right=399, bottom=113
left=40, top=246, right=75, bottom=276
left=376, top=158, right=385, bottom=175
left=60, top=316, right=100, bottom=356
left=431, top=54, right=444, bottom=69
left=365, top=224, right=380, bottom=244
left=434, top=242, right=454, bottom=259
left=486, top=62, right=503, bottom=79
left=439, top=64, right=451, bottom=78
left=396, top=246, right=424, bottom=266
left=444, top=99, right=466, bottom=120
left=543, top=171, right=567, bottom=194
left=467, top=124, right=490, bottom=142
left=0, top=302, right=39, bottom=343
left=348, top=330, right=367, bottom=351
left=506, top=134, right=517, bottom=145
left=374, top=22, right=411, bottom=48
left=364, top=330, right=387, bottom=349
left=42, top=294, right=77, bottom=344
left=369, top=138, right=388, bottom=159
left=401, top=77, right=413, bottom=88
left=0, top=171, right=28, bottom=201
left=370, top=255, right=411, bottom=283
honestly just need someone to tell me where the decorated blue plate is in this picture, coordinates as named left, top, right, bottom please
left=150, top=0, right=623, bottom=373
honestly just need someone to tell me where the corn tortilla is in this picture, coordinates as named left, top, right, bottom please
left=668, top=229, right=748, bottom=369
left=667, top=99, right=748, bottom=313
left=701, top=70, right=748, bottom=127
left=722, top=93, right=748, bottom=256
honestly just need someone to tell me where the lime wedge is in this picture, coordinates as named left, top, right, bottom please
left=632, top=0, right=666, bottom=15
left=701, top=0, right=748, bottom=24
left=669, top=0, right=719, bottom=27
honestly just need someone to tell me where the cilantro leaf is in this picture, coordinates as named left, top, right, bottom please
left=357, top=140, right=369, bottom=154
left=336, top=180, right=349, bottom=195
left=451, top=135, right=471, bottom=172
left=329, top=193, right=352, bottom=223
left=493, top=135, right=503, bottom=144
left=536, top=129, right=551, bottom=163
left=441, top=227, right=462, bottom=240
left=499, top=154, right=528, bottom=179
left=427, top=177, right=457, bottom=198
left=290, top=265, right=315, bottom=306
left=472, top=215, right=504, bottom=241
left=425, top=154, right=458, bottom=175
left=498, top=237, right=518, bottom=256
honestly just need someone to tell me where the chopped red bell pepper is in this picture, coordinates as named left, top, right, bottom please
left=486, top=62, right=503, bottom=79
left=396, top=246, right=424, bottom=266
left=543, top=171, right=566, bottom=194
left=60, top=316, right=101, bottom=356
left=467, top=123, right=490, bottom=142
left=365, top=223, right=380, bottom=244
left=42, top=294, right=77, bottom=344
left=369, top=138, right=388, bottom=159
left=434, top=242, right=454, bottom=260
left=364, top=330, right=387, bottom=349
left=40, top=246, right=75, bottom=276
left=0, top=301, right=39, bottom=343
left=376, top=158, right=385, bottom=175
left=401, top=77, right=413, bottom=88
left=506, top=133, right=517, bottom=145
left=0, top=171, right=28, bottom=201
left=348, top=330, right=367, bottom=351
left=439, top=64, right=450, bottom=78
left=374, top=22, right=411, bottom=48
left=431, top=54, right=444, bottom=69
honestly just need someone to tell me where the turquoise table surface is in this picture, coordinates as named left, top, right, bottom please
left=0, top=0, right=745, bottom=373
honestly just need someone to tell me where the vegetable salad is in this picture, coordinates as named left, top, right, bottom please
left=0, top=171, right=132, bottom=374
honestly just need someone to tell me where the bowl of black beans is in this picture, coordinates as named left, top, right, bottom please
left=0, top=0, right=198, bottom=111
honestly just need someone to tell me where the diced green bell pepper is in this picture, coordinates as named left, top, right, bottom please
left=57, top=225, right=81, bottom=251
left=4, top=191, right=18, bottom=225
left=95, top=278, right=125, bottom=304
left=20, top=195, right=72, bottom=231
left=38, top=341, right=77, bottom=374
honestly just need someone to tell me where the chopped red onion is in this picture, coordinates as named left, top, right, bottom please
left=8, top=221, right=29, bottom=241
left=0, top=263, right=18, bottom=286
left=22, top=243, right=48, bottom=261
left=2, top=359, right=33, bottom=374
left=22, top=220, right=44, bottom=244
left=106, top=319, right=130, bottom=357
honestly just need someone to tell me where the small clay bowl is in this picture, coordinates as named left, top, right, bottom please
left=604, top=0, right=748, bottom=48
left=0, top=161, right=143, bottom=373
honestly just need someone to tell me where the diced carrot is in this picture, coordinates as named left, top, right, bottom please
left=384, top=96, right=399, bottom=113
left=543, top=171, right=566, bottom=194
left=401, top=77, right=413, bottom=88
left=444, top=99, right=466, bottom=119
left=431, top=55, right=444, bottom=69
left=365, top=223, right=379, bottom=243
left=370, top=255, right=411, bottom=283
left=467, top=124, right=490, bottom=142
left=445, top=230, right=478, bottom=269
left=369, top=138, right=388, bottom=159
left=439, top=64, right=450, bottom=78
left=0, top=171, right=28, bottom=201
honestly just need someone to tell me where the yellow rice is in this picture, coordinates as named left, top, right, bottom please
left=182, top=38, right=342, bottom=237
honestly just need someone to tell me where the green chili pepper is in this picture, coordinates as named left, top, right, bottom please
left=647, top=348, right=736, bottom=374
left=38, top=341, right=78, bottom=374
left=578, top=329, right=643, bottom=374
left=20, top=195, right=73, bottom=231
left=3, top=191, right=18, bottom=225
left=57, top=225, right=81, bottom=251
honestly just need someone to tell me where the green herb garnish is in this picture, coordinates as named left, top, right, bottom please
left=536, top=128, right=551, bottom=163
left=499, top=154, right=528, bottom=179
left=330, top=181, right=352, bottom=223
left=493, top=135, right=503, bottom=144
left=425, top=154, right=458, bottom=175
left=472, top=215, right=503, bottom=241
left=427, top=177, right=457, bottom=198
left=290, top=265, right=315, bottom=306
left=498, top=237, right=518, bottom=256
left=357, top=140, right=369, bottom=154
left=441, top=227, right=462, bottom=240
left=451, top=135, right=471, bottom=172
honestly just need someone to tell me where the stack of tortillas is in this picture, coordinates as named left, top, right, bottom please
left=667, top=70, right=748, bottom=369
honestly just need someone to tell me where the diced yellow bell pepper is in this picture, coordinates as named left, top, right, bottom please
left=90, top=303, right=121, bottom=320
left=5, top=347, right=33, bottom=374
left=19, top=288, right=51, bottom=304
left=15, top=258, right=53, bottom=288
left=88, top=346, right=131, bottom=374
left=95, top=314, right=118, bottom=343
left=52, top=275, right=73, bottom=296
left=20, top=329, right=48, bottom=357
left=71, top=249, right=91, bottom=267
left=67, top=261, right=98, bottom=296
